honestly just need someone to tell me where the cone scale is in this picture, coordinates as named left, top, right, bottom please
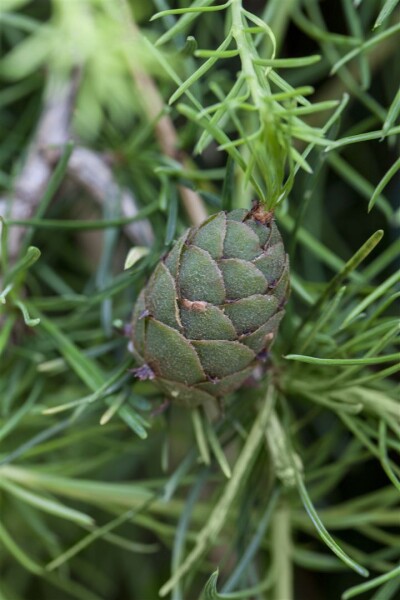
left=131, top=204, right=289, bottom=407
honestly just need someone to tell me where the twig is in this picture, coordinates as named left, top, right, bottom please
left=0, top=72, right=154, bottom=266
left=1, top=75, right=76, bottom=263
left=118, top=0, right=208, bottom=227
left=67, top=148, right=153, bottom=246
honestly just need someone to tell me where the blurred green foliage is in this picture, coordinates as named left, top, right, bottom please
left=0, top=1, right=399, bottom=599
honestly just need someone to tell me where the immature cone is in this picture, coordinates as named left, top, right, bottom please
left=131, top=205, right=289, bottom=407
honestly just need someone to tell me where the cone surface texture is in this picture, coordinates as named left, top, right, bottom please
left=131, top=208, right=289, bottom=406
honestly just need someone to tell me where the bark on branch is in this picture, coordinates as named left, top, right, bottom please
left=0, top=73, right=154, bottom=266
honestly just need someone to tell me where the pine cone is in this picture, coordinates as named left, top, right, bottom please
left=131, top=206, right=289, bottom=407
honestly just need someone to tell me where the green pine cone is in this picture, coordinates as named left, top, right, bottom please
left=131, top=206, right=289, bottom=407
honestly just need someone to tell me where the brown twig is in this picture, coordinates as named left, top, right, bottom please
left=0, top=75, right=77, bottom=263
left=0, top=72, right=154, bottom=267
left=67, top=147, right=153, bottom=246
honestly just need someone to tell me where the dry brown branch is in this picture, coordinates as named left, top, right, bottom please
left=0, top=72, right=154, bottom=267
left=0, top=76, right=76, bottom=262
left=67, top=148, right=153, bottom=246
